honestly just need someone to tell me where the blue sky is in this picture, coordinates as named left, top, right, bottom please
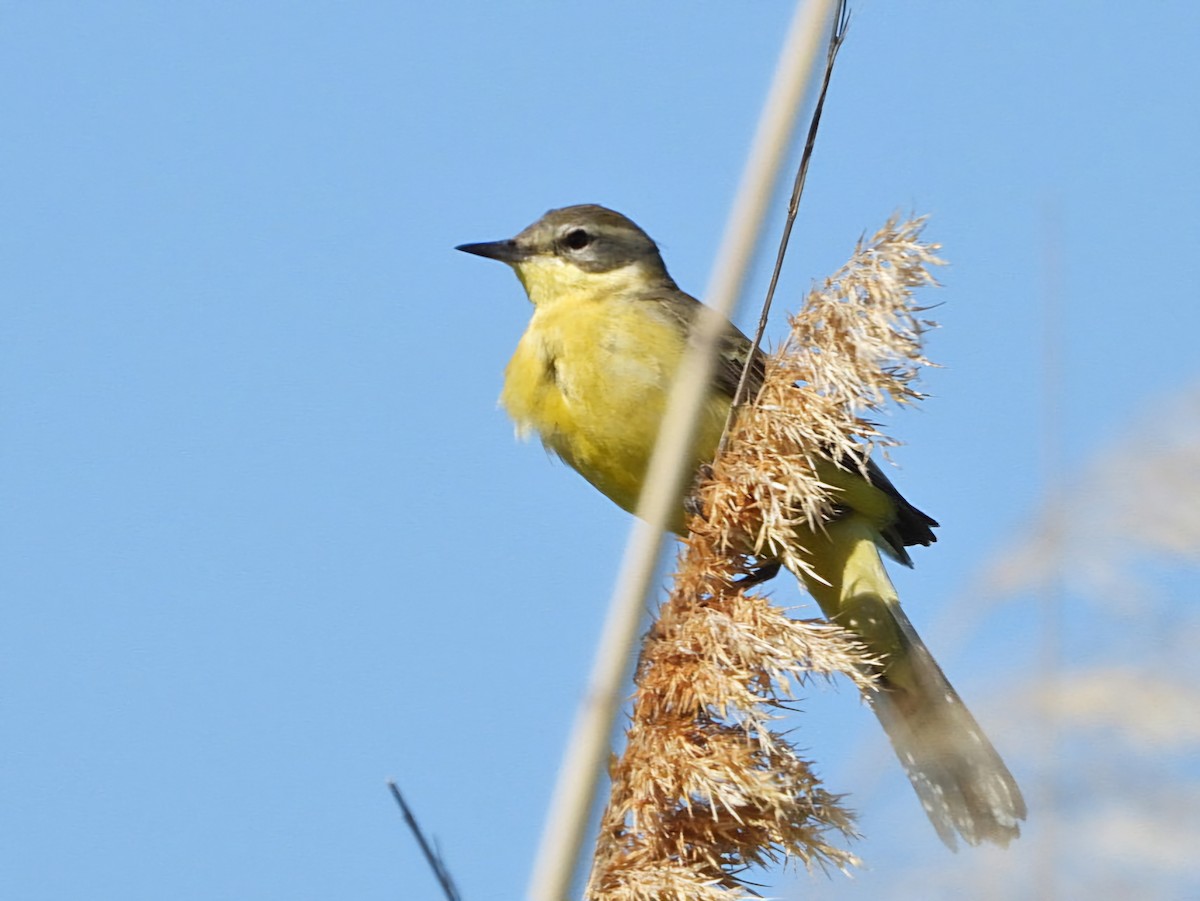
left=4, top=3, right=1199, bottom=899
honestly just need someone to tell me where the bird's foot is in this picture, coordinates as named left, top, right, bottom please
left=735, top=561, right=781, bottom=588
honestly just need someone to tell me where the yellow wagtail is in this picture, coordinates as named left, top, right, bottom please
left=457, top=204, right=1025, bottom=849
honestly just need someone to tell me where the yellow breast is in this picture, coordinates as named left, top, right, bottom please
left=500, top=290, right=729, bottom=521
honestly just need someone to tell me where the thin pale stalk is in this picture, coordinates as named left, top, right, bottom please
left=526, top=2, right=839, bottom=899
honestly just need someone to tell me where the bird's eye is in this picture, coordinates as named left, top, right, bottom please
left=562, top=228, right=592, bottom=251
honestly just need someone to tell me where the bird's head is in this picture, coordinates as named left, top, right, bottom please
left=457, top=204, right=676, bottom=306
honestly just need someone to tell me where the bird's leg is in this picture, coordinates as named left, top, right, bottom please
left=682, top=463, right=715, bottom=520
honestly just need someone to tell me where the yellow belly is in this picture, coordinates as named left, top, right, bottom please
left=500, top=294, right=729, bottom=522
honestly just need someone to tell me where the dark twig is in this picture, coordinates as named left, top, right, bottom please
left=387, top=780, right=463, bottom=901
left=720, top=0, right=853, bottom=452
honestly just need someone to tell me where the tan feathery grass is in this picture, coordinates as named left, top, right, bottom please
left=585, top=217, right=944, bottom=899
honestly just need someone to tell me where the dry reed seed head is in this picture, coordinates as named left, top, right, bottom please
left=587, top=217, right=941, bottom=900
left=787, top=217, right=942, bottom=409
left=708, top=217, right=943, bottom=557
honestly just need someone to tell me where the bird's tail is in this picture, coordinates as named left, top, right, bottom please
left=860, top=595, right=1026, bottom=848
left=796, top=520, right=1026, bottom=849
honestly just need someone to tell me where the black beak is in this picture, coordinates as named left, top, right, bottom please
left=455, top=239, right=529, bottom=264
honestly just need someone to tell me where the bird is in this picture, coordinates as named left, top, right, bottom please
left=456, top=203, right=1026, bottom=849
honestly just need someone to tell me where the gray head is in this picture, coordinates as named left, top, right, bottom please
left=456, top=204, right=677, bottom=304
